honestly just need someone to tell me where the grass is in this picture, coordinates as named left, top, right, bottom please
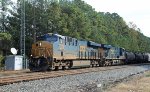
left=105, top=70, right=150, bottom=92
left=145, top=71, right=150, bottom=77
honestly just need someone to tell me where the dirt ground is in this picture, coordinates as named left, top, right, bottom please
left=105, top=70, right=150, bottom=92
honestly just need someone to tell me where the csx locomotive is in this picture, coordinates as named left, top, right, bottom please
left=29, top=33, right=150, bottom=71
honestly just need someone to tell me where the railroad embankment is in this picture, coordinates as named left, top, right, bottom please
left=105, top=70, right=150, bottom=92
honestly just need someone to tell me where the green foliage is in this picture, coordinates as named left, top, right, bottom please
left=0, top=33, right=12, bottom=56
left=0, top=0, right=13, bottom=32
left=5, top=0, right=150, bottom=56
left=0, top=55, right=4, bottom=68
left=0, top=33, right=12, bottom=40
left=145, top=71, right=150, bottom=77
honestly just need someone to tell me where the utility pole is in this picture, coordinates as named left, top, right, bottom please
left=20, top=0, right=26, bottom=69
left=32, top=0, right=36, bottom=43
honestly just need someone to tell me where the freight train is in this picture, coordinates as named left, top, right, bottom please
left=29, top=33, right=150, bottom=71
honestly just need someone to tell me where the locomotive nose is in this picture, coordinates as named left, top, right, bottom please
left=29, top=41, right=53, bottom=71
left=31, top=41, right=53, bottom=58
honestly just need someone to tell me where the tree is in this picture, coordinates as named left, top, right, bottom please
left=6, top=0, right=150, bottom=55
left=0, top=0, right=13, bottom=32
left=0, top=33, right=12, bottom=55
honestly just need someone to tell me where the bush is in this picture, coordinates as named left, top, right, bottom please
left=0, top=55, right=4, bottom=68
left=0, top=33, right=12, bottom=40
left=0, top=33, right=12, bottom=50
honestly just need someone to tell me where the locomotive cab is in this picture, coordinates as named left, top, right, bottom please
left=29, top=33, right=57, bottom=71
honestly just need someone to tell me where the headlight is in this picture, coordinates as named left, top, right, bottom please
left=39, top=42, right=42, bottom=46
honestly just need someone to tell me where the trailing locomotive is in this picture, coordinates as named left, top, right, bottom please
left=29, top=33, right=149, bottom=71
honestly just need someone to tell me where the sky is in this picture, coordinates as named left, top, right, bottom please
left=83, top=0, right=150, bottom=37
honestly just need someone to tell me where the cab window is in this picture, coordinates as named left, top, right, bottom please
left=59, top=37, right=63, bottom=44
left=75, top=40, right=78, bottom=46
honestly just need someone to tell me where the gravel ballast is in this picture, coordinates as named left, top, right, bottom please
left=0, top=65, right=150, bottom=92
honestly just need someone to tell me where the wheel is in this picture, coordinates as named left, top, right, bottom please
left=62, top=66, right=66, bottom=70
left=54, top=66, right=59, bottom=71
left=68, top=61, right=73, bottom=69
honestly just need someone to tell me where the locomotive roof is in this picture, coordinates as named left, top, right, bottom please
left=103, top=44, right=112, bottom=48
left=48, top=33, right=65, bottom=39
left=88, top=41, right=102, bottom=47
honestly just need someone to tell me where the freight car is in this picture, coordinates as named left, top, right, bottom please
left=125, top=52, right=148, bottom=64
left=125, top=52, right=136, bottom=64
left=143, top=53, right=149, bottom=63
left=29, top=33, right=149, bottom=71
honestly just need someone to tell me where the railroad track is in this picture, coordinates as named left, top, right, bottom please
left=0, top=64, right=148, bottom=86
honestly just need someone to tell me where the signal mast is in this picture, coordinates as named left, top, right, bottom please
left=20, top=0, right=26, bottom=68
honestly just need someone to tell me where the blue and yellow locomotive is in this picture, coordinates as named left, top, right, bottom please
left=29, top=33, right=148, bottom=71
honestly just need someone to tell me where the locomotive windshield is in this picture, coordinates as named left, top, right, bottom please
left=37, top=34, right=58, bottom=43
